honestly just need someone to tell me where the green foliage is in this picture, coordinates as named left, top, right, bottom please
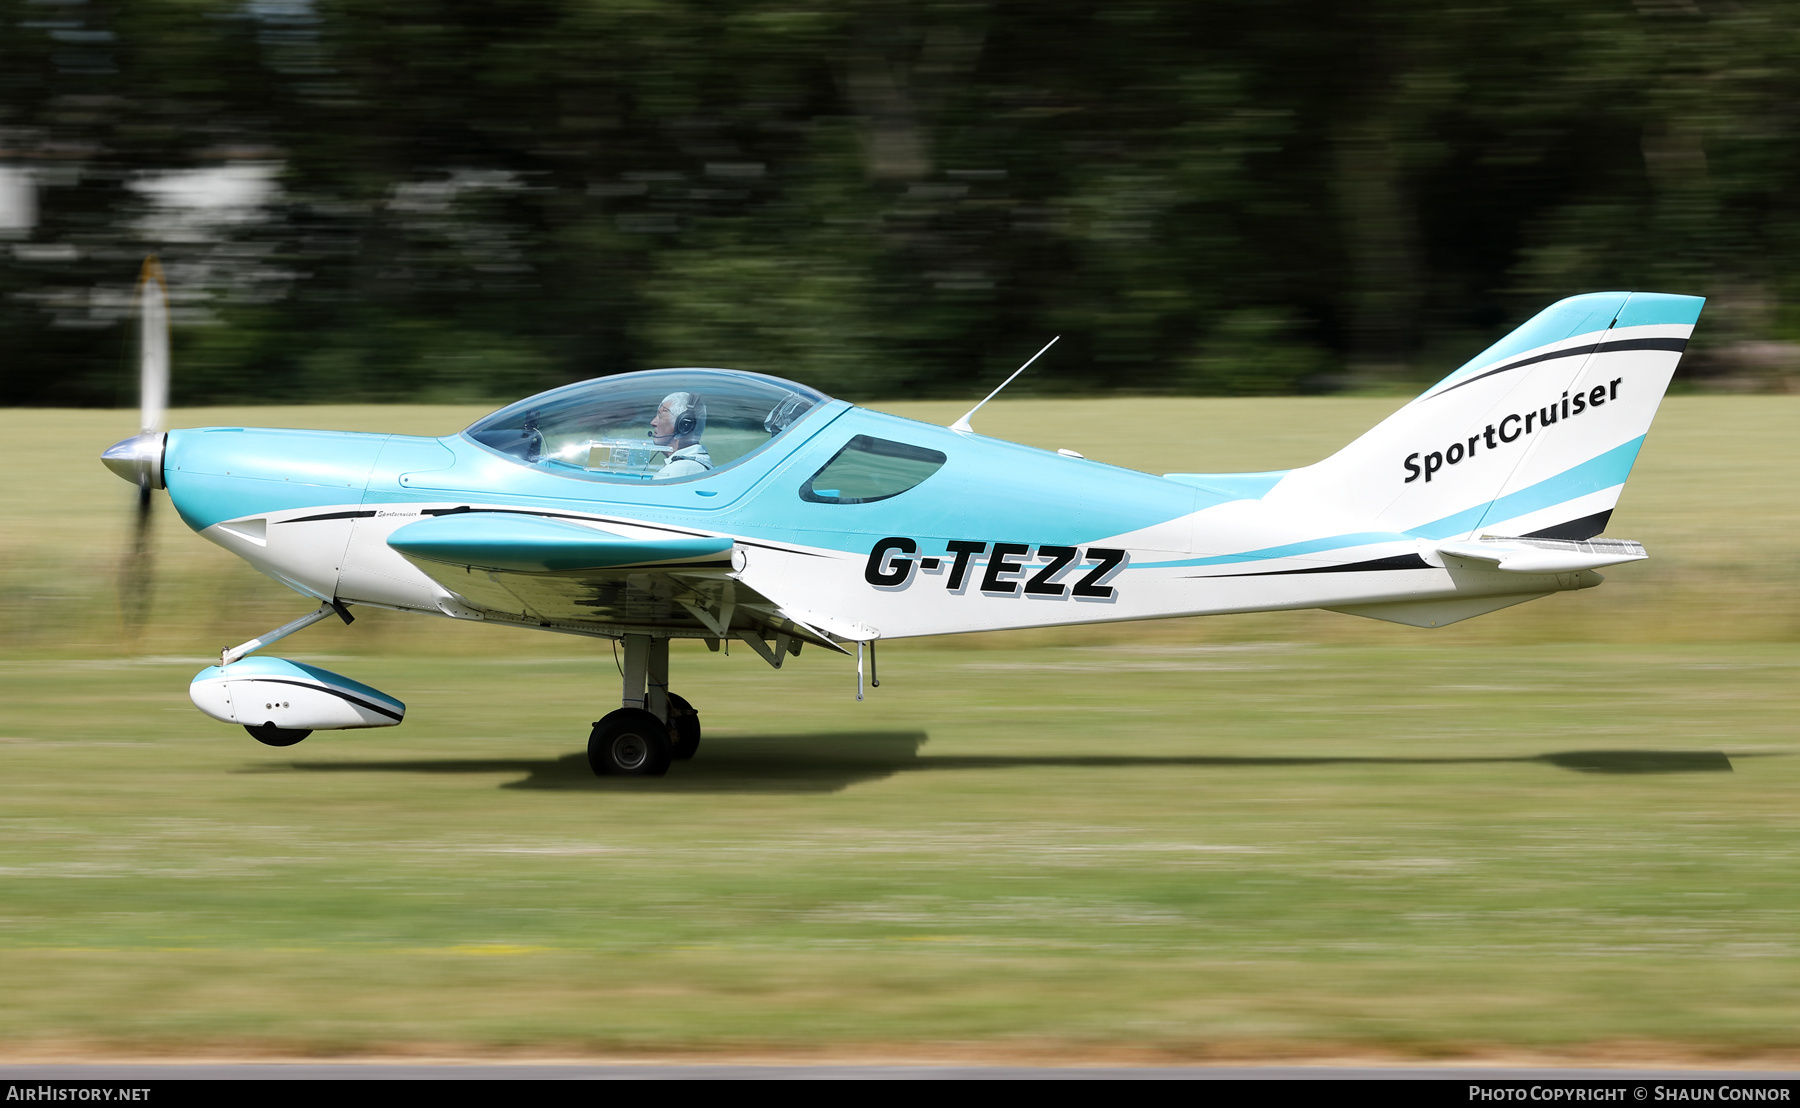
left=7, top=0, right=1800, bottom=406
left=1179, top=310, right=1333, bottom=396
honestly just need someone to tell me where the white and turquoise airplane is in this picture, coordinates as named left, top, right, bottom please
left=102, top=276, right=1702, bottom=777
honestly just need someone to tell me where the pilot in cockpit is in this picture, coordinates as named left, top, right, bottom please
left=650, top=391, right=712, bottom=479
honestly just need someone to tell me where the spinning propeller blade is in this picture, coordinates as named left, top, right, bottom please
left=116, top=257, right=170, bottom=634
left=138, top=256, right=169, bottom=437
left=120, top=475, right=156, bottom=634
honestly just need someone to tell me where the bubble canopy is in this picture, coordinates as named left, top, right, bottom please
left=463, top=369, right=830, bottom=482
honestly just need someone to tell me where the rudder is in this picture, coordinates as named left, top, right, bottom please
left=1267, top=291, right=1703, bottom=541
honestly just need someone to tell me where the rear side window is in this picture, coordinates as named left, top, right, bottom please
left=801, top=435, right=947, bottom=504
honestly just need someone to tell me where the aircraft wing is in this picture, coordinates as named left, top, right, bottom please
left=387, top=511, right=849, bottom=655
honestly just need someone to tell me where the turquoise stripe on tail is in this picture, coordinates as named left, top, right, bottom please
left=1264, top=291, right=1703, bottom=541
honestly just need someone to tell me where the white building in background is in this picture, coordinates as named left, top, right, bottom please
left=129, top=162, right=280, bottom=244
left=0, top=166, right=36, bottom=237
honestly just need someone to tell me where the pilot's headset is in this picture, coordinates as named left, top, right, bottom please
left=660, top=392, right=706, bottom=441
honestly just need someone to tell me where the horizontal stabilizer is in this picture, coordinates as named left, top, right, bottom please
left=388, top=512, right=733, bottom=573
left=1437, top=535, right=1646, bottom=574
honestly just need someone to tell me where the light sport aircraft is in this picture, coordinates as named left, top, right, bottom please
left=101, top=275, right=1702, bottom=777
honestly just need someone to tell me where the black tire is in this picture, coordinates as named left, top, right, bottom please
left=588, top=708, right=673, bottom=777
left=666, top=692, right=701, bottom=761
left=246, top=722, right=311, bottom=747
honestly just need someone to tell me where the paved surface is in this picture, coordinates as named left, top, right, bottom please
left=3, top=1064, right=1798, bottom=1080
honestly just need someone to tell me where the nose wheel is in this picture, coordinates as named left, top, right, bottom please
left=246, top=723, right=311, bottom=747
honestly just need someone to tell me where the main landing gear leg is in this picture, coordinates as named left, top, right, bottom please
left=646, top=636, right=669, bottom=722
left=588, top=634, right=678, bottom=777
left=647, top=636, right=701, bottom=760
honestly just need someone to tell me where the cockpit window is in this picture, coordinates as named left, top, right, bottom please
left=801, top=435, right=947, bottom=504
left=463, top=369, right=828, bottom=482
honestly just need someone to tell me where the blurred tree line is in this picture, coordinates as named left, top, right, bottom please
left=3, top=0, right=1799, bottom=407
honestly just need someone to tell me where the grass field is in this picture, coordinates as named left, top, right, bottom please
left=1, top=399, right=1797, bottom=1062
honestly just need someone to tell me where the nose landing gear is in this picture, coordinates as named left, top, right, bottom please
left=588, top=634, right=703, bottom=776
left=246, top=722, right=312, bottom=747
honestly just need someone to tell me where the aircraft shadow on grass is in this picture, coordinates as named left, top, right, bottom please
left=273, top=731, right=933, bottom=794
left=267, top=735, right=1737, bottom=794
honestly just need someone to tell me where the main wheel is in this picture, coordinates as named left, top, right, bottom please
left=666, top=692, right=701, bottom=761
left=588, top=708, right=673, bottom=777
left=246, top=722, right=311, bottom=747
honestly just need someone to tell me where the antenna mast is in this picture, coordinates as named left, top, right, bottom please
left=950, top=336, right=1060, bottom=434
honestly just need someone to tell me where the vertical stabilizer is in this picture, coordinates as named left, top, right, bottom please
left=1266, top=292, right=1703, bottom=540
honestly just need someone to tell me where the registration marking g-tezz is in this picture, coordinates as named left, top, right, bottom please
left=865, top=537, right=1127, bottom=599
